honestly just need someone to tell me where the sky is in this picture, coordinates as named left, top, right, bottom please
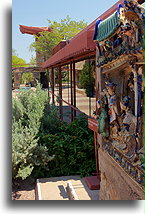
left=12, top=0, right=120, bottom=63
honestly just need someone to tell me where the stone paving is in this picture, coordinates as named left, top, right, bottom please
left=50, top=85, right=96, bottom=121
left=36, top=176, right=99, bottom=200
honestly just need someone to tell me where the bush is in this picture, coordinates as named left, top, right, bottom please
left=12, top=84, right=96, bottom=180
left=36, top=115, right=96, bottom=178
left=12, top=84, right=54, bottom=180
left=79, top=62, right=95, bottom=97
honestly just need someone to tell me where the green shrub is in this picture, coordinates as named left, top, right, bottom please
left=79, top=62, right=95, bottom=97
left=12, top=84, right=54, bottom=180
left=12, top=84, right=96, bottom=180
left=36, top=115, right=96, bottom=178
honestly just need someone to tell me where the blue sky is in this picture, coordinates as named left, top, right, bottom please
left=12, top=0, right=119, bottom=63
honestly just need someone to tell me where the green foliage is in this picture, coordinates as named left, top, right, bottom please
left=12, top=55, right=27, bottom=67
left=29, top=56, right=36, bottom=65
left=30, top=15, right=88, bottom=58
left=12, top=84, right=96, bottom=180
left=12, top=50, right=28, bottom=86
left=20, top=73, right=33, bottom=84
left=79, top=62, right=95, bottom=97
left=36, top=115, right=96, bottom=178
left=12, top=84, right=53, bottom=180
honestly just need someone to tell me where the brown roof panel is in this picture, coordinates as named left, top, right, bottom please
left=42, top=0, right=125, bottom=68
left=19, top=25, right=52, bottom=35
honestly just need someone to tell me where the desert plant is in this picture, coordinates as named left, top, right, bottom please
left=12, top=84, right=54, bottom=180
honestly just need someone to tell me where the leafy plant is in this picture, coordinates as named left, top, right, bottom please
left=12, top=84, right=96, bottom=180
left=30, top=16, right=88, bottom=59
left=36, top=115, right=96, bottom=178
left=79, top=61, right=95, bottom=97
left=12, top=84, right=54, bottom=180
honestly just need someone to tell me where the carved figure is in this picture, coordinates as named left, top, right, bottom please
left=97, top=93, right=109, bottom=138
left=105, top=82, right=121, bottom=138
left=120, top=96, right=136, bottom=156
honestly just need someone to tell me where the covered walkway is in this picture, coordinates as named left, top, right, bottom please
left=42, top=0, right=125, bottom=122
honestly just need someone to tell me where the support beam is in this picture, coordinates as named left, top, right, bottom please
left=70, top=62, right=74, bottom=122
left=88, top=58, right=91, bottom=116
left=94, top=132, right=100, bottom=178
left=58, top=66, right=63, bottom=120
left=51, top=68, right=55, bottom=104
left=73, top=61, right=76, bottom=119
left=47, top=69, right=50, bottom=98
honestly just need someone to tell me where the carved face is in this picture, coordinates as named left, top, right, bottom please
left=120, top=8, right=126, bottom=21
left=107, top=86, right=115, bottom=96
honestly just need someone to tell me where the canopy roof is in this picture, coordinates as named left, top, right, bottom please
left=19, top=25, right=52, bottom=35
left=93, top=11, right=119, bottom=42
left=42, top=0, right=125, bottom=69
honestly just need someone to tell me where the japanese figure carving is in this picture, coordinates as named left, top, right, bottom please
left=105, top=82, right=121, bottom=139
left=120, top=96, right=136, bottom=156
left=97, top=92, right=109, bottom=138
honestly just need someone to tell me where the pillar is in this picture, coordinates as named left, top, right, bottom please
left=51, top=68, right=55, bottom=104
left=58, top=66, right=63, bottom=120
left=70, top=62, right=74, bottom=122
left=73, top=61, right=76, bottom=119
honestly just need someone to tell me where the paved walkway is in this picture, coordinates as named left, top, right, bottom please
left=50, top=85, right=96, bottom=122
left=36, top=176, right=99, bottom=200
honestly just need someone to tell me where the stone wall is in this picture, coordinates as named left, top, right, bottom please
left=14, top=72, right=22, bottom=89
left=99, top=149, right=144, bottom=200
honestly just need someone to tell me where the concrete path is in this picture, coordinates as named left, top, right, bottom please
left=36, top=176, right=99, bottom=200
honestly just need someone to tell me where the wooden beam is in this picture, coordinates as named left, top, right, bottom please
left=51, top=68, right=55, bottom=104
left=48, top=50, right=96, bottom=69
left=58, top=66, right=63, bottom=120
left=70, top=62, right=74, bottom=122
left=73, top=61, right=76, bottom=119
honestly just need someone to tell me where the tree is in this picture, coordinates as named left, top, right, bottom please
left=12, top=49, right=27, bottom=67
left=30, top=15, right=88, bottom=59
left=12, top=50, right=33, bottom=85
left=29, top=55, right=36, bottom=65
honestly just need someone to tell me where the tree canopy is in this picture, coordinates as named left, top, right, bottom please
left=12, top=49, right=27, bottom=67
left=30, top=15, right=88, bottom=59
left=12, top=50, right=33, bottom=84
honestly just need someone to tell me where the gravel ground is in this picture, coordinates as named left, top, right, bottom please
left=12, top=177, right=36, bottom=200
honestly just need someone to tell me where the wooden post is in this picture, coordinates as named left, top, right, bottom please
left=73, top=61, right=76, bottom=119
left=70, top=62, right=74, bottom=122
left=88, top=58, right=91, bottom=116
left=94, top=132, right=100, bottom=178
left=51, top=68, right=55, bottom=104
left=47, top=68, right=50, bottom=98
left=58, top=66, right=63, bottom=120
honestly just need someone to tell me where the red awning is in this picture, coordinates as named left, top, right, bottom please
left=42, top=0, right=125, bottom=69
left=42, top=29, right=96, bottom=68
left=19, top=25, right=52, bottom=35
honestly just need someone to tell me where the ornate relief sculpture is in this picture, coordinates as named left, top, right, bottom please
left=94, top=0, right=144, bottom=67
left=120, top=96, right=136, bottom=156
left=105, top=82, right=121, bottom=139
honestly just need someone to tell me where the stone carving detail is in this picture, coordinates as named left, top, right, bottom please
left=96, top=0, right=144, bottom=67
left=97, top=66, right=144, bottom=186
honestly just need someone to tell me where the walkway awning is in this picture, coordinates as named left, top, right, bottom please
left=42, top=29, right=96, bottom=68
left=93, top=11, right=119, bottom=42
left=42, top=0, right=125, bottom=69
left=19, top=25, right=52, bottom=35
